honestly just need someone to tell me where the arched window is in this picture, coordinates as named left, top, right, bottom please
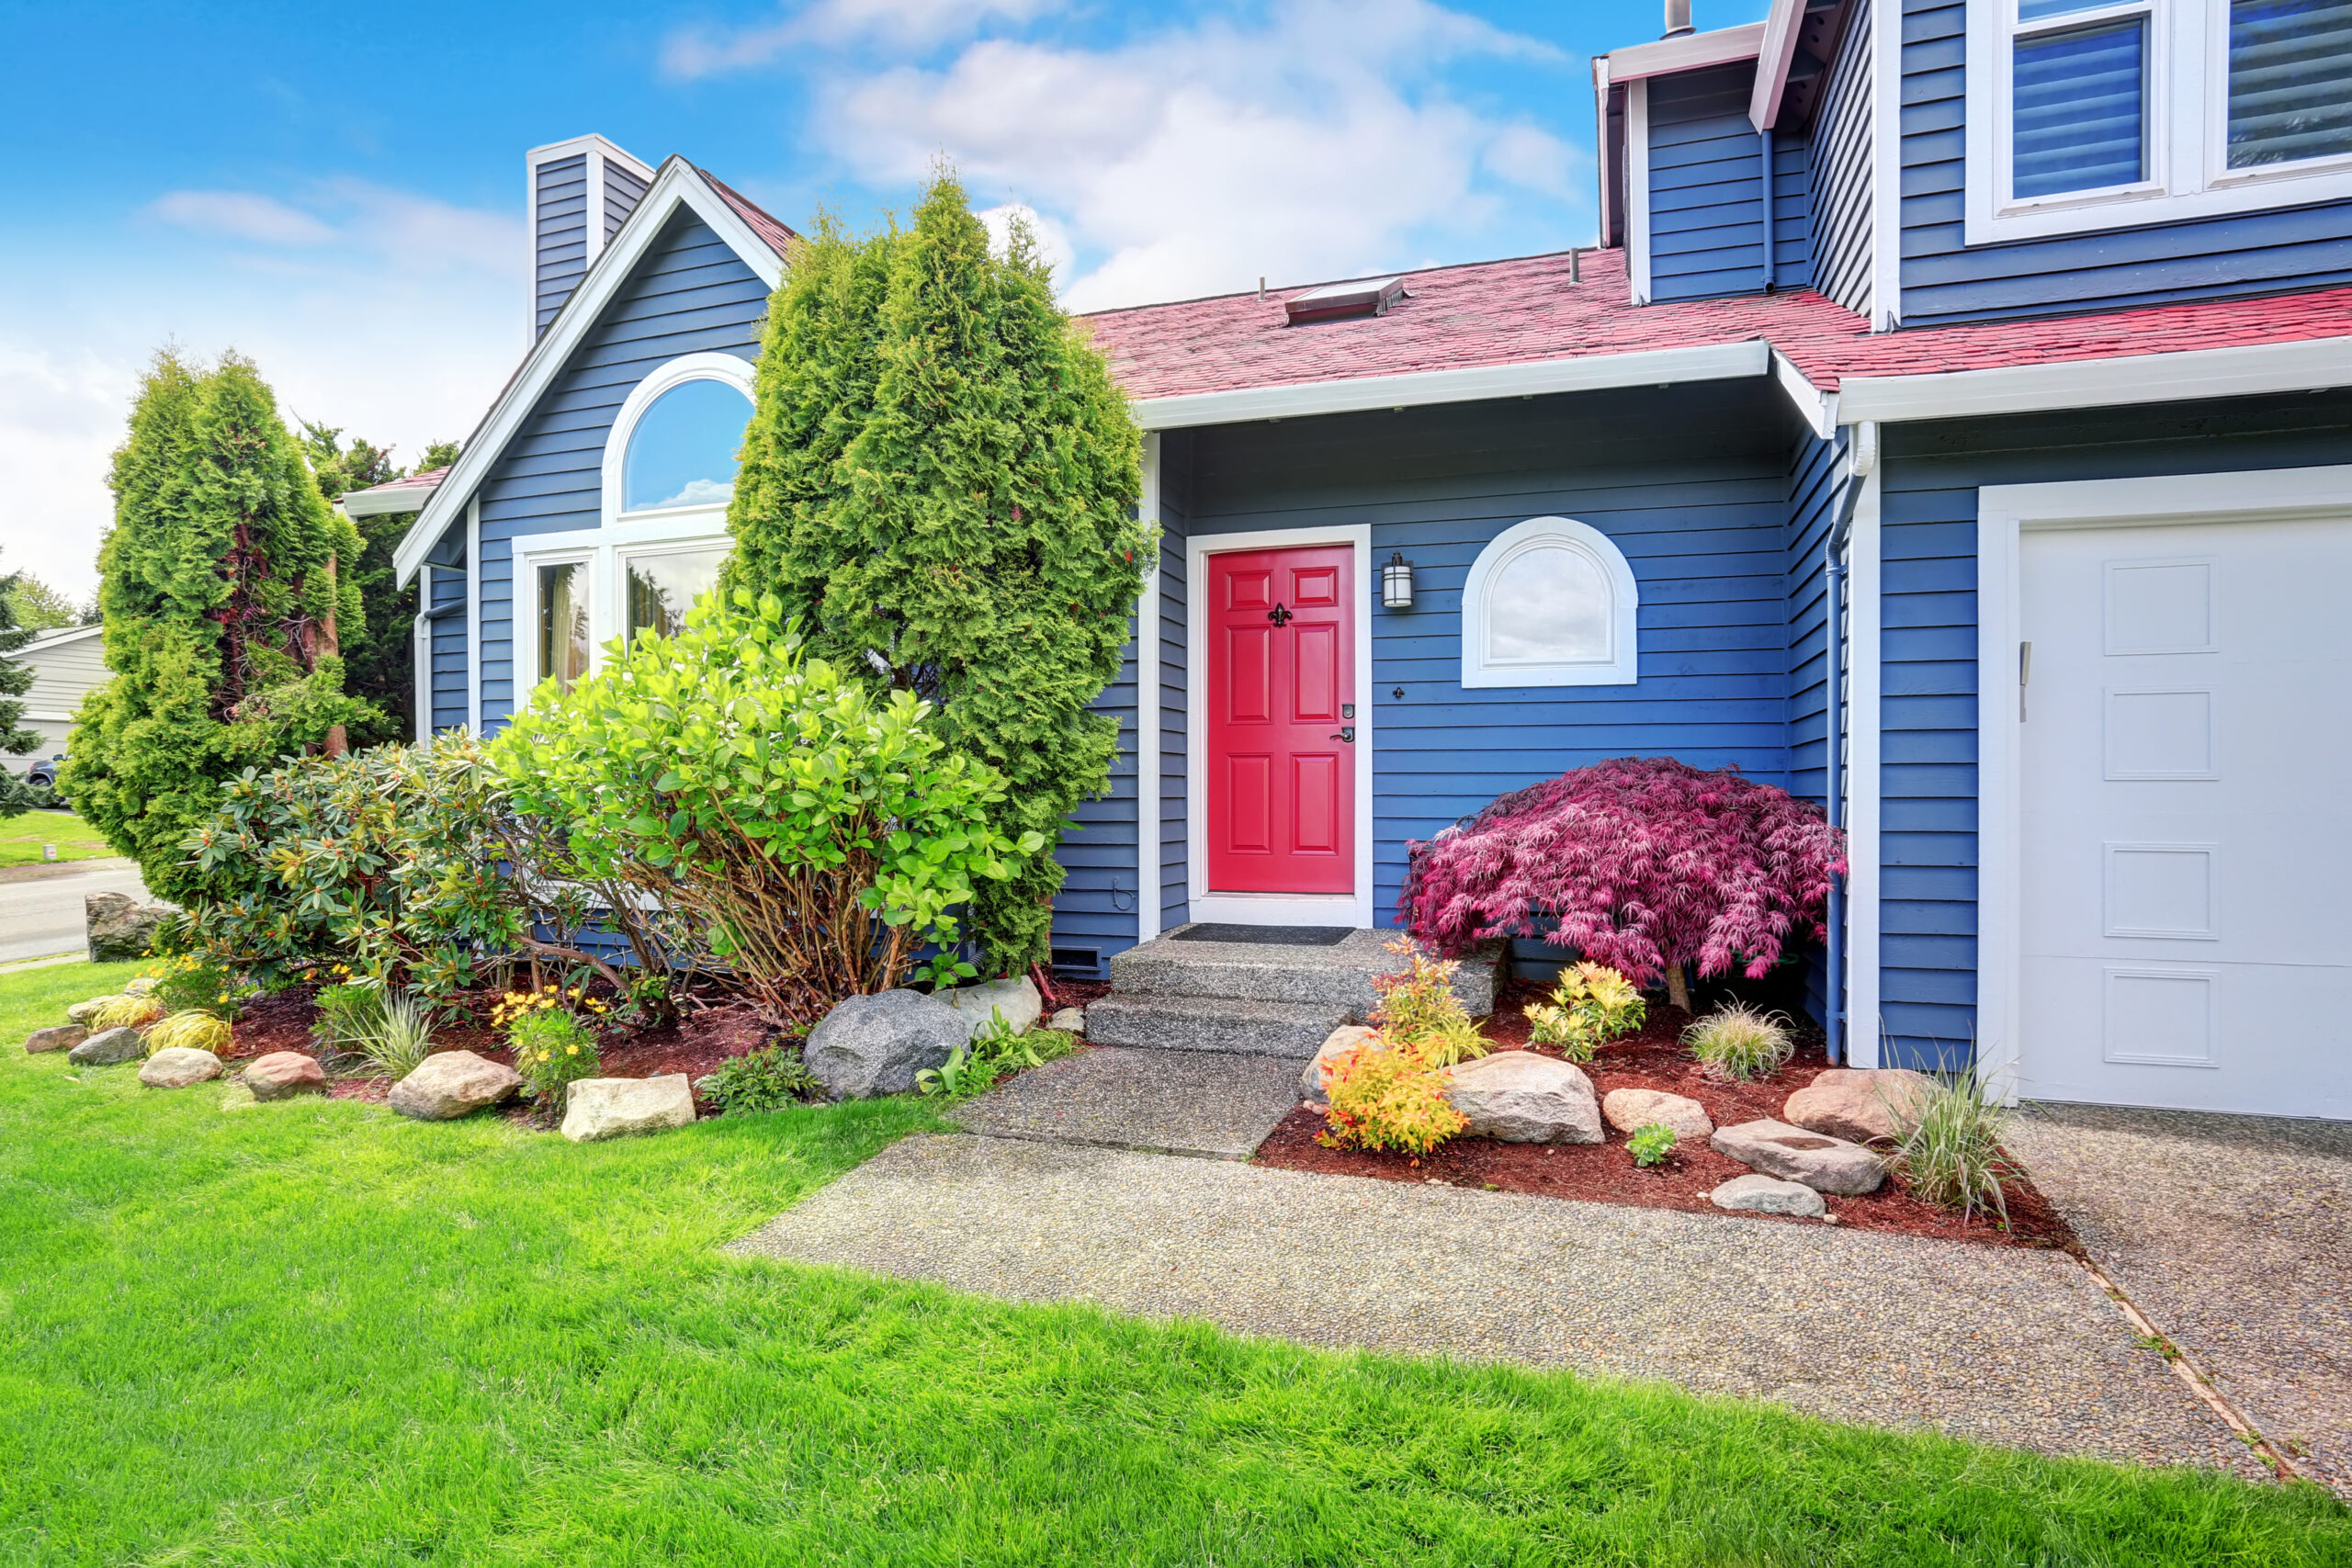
left=1459, top=516, right=1639, bottom=687
left=621, top=377, right=755, bottom=513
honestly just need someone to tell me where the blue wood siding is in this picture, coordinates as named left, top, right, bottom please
left=1873, top=390, right=2352, bottom=1067
left=476, top=209, right=766, bottom=728
left=534, top=153, right=588, bottom=339
left=1048, top=611, right=1142, bottom=966
left=1182, top=381, right=1805, bottom=928
left=1808, top=0, right=1874, bottom=317
left=605, top=162, right=649, bottom=244
left=1648, top=62, right=1813, bottom=302
left=1899, top=0, right=2352, bottom=322
left=424, top=563, right=469, bottom=733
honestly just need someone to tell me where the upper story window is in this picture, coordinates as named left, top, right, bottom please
left=1459, top=517, right=1639, bottom=689
left=1968, top=0, right=2352, bottom=243
left=622, top=377, right=754, bottom=513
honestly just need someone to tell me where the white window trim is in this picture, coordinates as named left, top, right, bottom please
left=514, top=519, right=735, bottom=696
left=1459, top=516, right=1640, bottom=689
left=1966, top=0, right=2352, bottom=245
left=601, top=351, right=757, bottom=529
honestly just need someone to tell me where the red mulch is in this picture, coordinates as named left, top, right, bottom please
left=228, top=984, right=782, bottom=1123
left=1255, top=982, right=2075, bottom=1250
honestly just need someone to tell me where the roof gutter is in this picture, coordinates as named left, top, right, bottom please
left=338, top=483, right=443, bottom=520
left=1832, top=333, right=2352, bottom=423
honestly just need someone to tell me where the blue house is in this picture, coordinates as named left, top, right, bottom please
left=377, top=1, right=2352, bottom=1122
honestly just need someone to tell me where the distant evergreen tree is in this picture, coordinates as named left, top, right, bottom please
left=0, top=551, right=46, bottom=819
left=301, top=423, right=461, bottom=744
left=68, top=351, right=372, bottom=902
left=727, top=171, right=1148, bottom=976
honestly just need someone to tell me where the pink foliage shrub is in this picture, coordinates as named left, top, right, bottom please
left=1399, top=757, right=1846, bottom=986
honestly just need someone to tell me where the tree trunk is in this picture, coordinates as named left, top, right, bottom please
left=1665, top=963, right=1691, bottom=1013
left=320, top=552, right=346, bottom=757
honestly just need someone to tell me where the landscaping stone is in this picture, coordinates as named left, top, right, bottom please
left=243, top=1051, right=327, bottom=1101
left=1712, top=1119, right=1885, bottom=1194
left=139, top=1047, right=222, bottom=1089
left=1442, top=1050, right=1603, bottom=1144
left=805, top=988, right=965, bottom=1100
left=85, top=891, right=170, bottom=963
left=122, top=976, right=158, bottom=998
left=65, top=998, right=109, bottom=1025
left=936, top=976, right=1043, bottom=1041
left=1044, top=1007, right=1084, bottom=1034
left=25, top=1024, right=87, bottom=1055
left=1709, top=1173, right=1827, bottom=1217
left=1298, top=1024, right=1380, bottom=1097
left=68, top=1026, right=145, bottom=1066
left=387, top=1051, right=522, bottom=1121
left=1783, top=1066, right=1937, bottom=1145
left=1601, top=1087, right=1713, bottom=1141
left=560, top=1074, right=696, bottom=1143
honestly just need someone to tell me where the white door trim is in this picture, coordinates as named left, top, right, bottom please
left=1136, top=434, right=1163, bottom=942
left=1185, top=523, right=1375, bottom=930
left=1975, top=463, right=2352, bottom=1098
left=1847, top=459, right=1883, bottom=1066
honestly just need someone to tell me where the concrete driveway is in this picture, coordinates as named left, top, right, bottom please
left=0, top=857, right=153, bottom=964
left=2007, top=1103, right=2352, bottom=1497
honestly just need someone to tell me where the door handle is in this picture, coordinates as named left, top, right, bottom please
left=1329, top=727, right=1355, bottom=742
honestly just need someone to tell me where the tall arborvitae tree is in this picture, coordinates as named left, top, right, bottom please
left=302, top=423, right=461, bottom=744
left=68, top=350, right=372, bottom=902
left=727, top=173, right=1148, bottom=976
left=0, top=552, right=46, bottom=818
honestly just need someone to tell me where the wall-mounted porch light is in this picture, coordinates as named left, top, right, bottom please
left=1381, top=550, right=1415, bottom=609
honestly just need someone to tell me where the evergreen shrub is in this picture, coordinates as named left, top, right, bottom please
left=1317, top=1035, right=1467, bottom=1156
left=1366, top=939, right=1488, bottom=1067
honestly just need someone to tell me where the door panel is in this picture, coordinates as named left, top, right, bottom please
left=1206, top=545, right=1356, bottom=895
left=2018, top=517, right=2352, bottom=1116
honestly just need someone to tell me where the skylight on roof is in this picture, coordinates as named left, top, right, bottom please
left=1283, top=276, right=1405, bottom=325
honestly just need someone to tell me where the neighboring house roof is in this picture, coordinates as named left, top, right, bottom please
left=338, top=466, right=449, bottom=518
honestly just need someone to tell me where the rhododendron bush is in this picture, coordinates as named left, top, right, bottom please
left=1399, top=757, right=1845, bottom=996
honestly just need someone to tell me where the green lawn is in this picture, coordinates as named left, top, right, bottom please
left=2, top=963, right=2343, bottom=1565
left=0, top=808, right=117, bottom=867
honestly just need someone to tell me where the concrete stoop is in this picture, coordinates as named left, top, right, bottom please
left=1086, top=926, right=1498, bottom=1060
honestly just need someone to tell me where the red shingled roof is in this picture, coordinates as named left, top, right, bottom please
left=1080, top=244, right=2352, bottom=405
left=343, top=465, right=447, bottom=500
left=696, top=167, right=799, bottom=261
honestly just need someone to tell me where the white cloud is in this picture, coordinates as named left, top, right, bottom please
left=808, top=0, right=1587, bottom=310
left=146, top=181, right=522, bottom=277
left=976, top=201, right=1075, bottom=283
left=150, top=190, right=337, bottom=246
left=0, top=342, right=134, bottom=600
left=662, top=0, right=1064, bottom=77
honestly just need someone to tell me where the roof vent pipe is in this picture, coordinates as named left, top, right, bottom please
left=1662, top=0, right=1694, bottom=38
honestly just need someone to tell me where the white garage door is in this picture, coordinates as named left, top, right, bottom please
left=2019, top=515, right=2352, bottom=1118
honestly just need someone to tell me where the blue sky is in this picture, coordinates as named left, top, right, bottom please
left=0, top=0, right=1768, bottom=599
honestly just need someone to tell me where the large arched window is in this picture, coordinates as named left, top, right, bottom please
left=1460, top=516, right=1639, bottom=687
left=621, top=376, right=754, bottom=513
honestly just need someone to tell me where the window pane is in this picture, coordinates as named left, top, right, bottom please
left=2017, top=0, right=2111, bottom=18
left=622, top=378, right=753, bottom=513
left=537, top=562, right=590, bottom=694
left=1487, top=545, right=1611, bottom=665
left=2013, top=19, right=2146, bottom=197
left=626, top=547, right=727, bottom=645
left=2229, top=0, right=2352, bottom=168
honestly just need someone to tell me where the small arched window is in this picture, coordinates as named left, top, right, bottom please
left=1460, top=516, right=1639, bottom=687
left=621, top=377, right=755, bottom=513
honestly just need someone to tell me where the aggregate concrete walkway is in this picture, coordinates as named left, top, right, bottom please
left=2006, top=1103, right=2352, bottom=1496
left=950, top=1046, right=1301, bottom=1159
left=733, top=1133, right=2260, bottom=1475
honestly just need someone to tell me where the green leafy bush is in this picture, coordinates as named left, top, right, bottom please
left=490, top=592, right=1042, bottom=1026
left=1368, top=939, right=1489, bottom=1067
left=1318, top=1036, right=1467, bottom=1156
left=1684, top=1003, right=1794, bottom=1082
left=1891, top=1068, right=2016, bottom=1226
left=1524, top=962, right=1647, bottom=1062
left=696, top=1045, right=819, bottom=1114
left=141, top=952, right=244, bottom=1021
left=918, top=1010, right=1076, bottom=1100
left=496, top=987, right=601, bottom=1106
left=1626, top=1122, right=1678, bottom=1168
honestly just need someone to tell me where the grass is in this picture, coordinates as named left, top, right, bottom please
left=0, top=808, right=116, bottom=867
left=1, top=962, right=2345, bottom=1565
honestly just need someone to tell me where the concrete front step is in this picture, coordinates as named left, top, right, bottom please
left=1107, top=926, right=1498, bottom=1021
left=1080, top=995, right=1351, bottom=1059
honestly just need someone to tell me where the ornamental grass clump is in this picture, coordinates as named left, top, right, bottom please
left=1524, top=962, right=1647, bottom=1062
left=1368, top=939, right=1489, bottom=1067
left=89, top=993, right=164, bottom=1030
left=1317, top=1036, right=1467, bottom=1156
left=1399, top=757, right=1845, bottom=1010
left=1892, top=1066, right=2016, bottom=1227
left=1684, top=1003, right=1794, bottom=1082
left=145, top=1010, right=230, bottom=1055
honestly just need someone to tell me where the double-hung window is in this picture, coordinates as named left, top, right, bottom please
left=515, top=352, right=753, bottom=698
left=1968, top=0, right=2352, bottom=242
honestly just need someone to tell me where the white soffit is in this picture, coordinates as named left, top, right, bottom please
left=1601, top=22, right=1767, bottom=86
left=1749, top=0, right=1806, bottom=130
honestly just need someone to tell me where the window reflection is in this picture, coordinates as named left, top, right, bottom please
left=626, top=547, right=727, bottom=645
left=538, top=562, right=590, bottom=694
left=622, top=378, right=754, bottom=513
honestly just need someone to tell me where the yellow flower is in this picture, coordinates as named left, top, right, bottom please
left=566, top=1045, right=579, bottom=1055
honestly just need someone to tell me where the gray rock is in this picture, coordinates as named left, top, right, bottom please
left=1601, top=1087, right=1713, bottom=1141
left=65, top=998, right=109, bottom=1025
left=388, top=1050, right=522, bottom=1121
left=1783, top=1067, right=1938, bottom=1145
left=25, top=1024, right=87, bottom=1055
left=1443, top=1050, right=1604, bottom=1144
left=68, top=1026, right=146, bottom=1066
left=85, top=891, right=170, bottom=964
left=139, top=1046, right=222, bottom=1089
left=1709, top=1173, right=1828, bottom=1217
left=1044, top=1007, right=1085, bottom=1034
left=936, top=976, right=1043, bottom=1041
left=243, top=1051, right=326, bottom=1100
left=1712, top=1118, right=1886, bottom=1194
left=805, top=989, right=966, bottom=1100
left=560, top=1074, right=697, bottom=1143
left=122, top=976, right=159, bottom=998
left=1300, top=1024, right=1381, bottom=1098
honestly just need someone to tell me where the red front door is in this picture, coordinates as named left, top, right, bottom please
left=1206, top=544, right=1355, bottom=894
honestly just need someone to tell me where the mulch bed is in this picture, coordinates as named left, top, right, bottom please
left=1255, top=983, right=2075, bottom=1250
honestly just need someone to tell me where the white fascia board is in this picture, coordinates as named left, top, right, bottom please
left=394, top=156, right=786, bottom=588
left=526, top=133, right=654, bottom=184
left=1748, top=0, right=1805, bottom=130
left=1128, top=341, right=1770, bottom=431
left=1835, top=335, right=2352, bottom=424
left=1772, top=349, right=1838, bottom=438
left=1605, top=22, right=1766, bottom=83
left=22, top=624, right=105, bottom=654
left=339, top=484, right=441, bottom=519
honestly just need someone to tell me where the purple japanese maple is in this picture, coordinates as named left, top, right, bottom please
left=1399, top=757, right=1846, bottom=987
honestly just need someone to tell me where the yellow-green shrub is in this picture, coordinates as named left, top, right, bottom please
left=146, top=1010, right=231, bottom=1055
left=1368, top=939, right=1489, bottom=1067
left=1318, top=1036, right=1466, bottom=1156
left=1524, top=962, right=1647, bottom=1062
left=89, top=994, right=164, bottom=1030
